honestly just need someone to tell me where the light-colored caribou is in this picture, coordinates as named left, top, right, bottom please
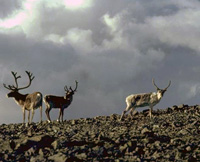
left=120, top=79, right=171, bottom=120
left=44, top=81, right=78, bottom=122
left=3, top=71, right=42, bottom=124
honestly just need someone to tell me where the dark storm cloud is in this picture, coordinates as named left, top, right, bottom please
left=0, top=0, right=22, bottom=18
left=1, top=0, right=200, bottom=123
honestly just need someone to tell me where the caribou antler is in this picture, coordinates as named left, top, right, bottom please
left=152, top=79, right=171, bottom=91
left=17, top=71, right=35, bottom=90
left=164, top=81, right=171, bottom=90
left=3, top=71, right=35, bottom=91
left=3, top=84, right=16, bottom=91
left=11, top=71, right=21, bottom=88
left=152, top=78, right=159, bottom=90
left=70, top=80, right=78, bottom=92
left=64, top=86, right=69, bottom=92
left=3, top=71, right=21, bottom=90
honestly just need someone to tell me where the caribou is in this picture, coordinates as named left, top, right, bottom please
left=120, top=79, right=171, bottom=120
left=44, top=81, right=78, bottom=122
left=3, top=71, right=42, bottom=124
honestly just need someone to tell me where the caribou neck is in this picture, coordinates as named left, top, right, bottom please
left=69, top=95, right=73, bottom=103
left=13, top=93, right=28, bottom=105
left=65, top=95, right=73, bottom=103
left=156, top=91, right=162, bottom=101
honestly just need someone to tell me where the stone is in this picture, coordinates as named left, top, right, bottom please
left=110, top=114, right=119, bottom=120
left=30, top=155, right=44, bottom=162
left=27, top=128, right=33, bottom=137
left=153, top=125, right=159, bottom=131
left=152, top=151, right=160, bottom=159
left=143, top=109, right=149, bottom=114
left=1, top=104, right=200, bottom=161
left=25, top=147, right=35, bottom=156
left=172, top=105, right=178, bottom=111
left=71, top=120, right=77, bottom=125
left=186, top=146, right=192, bottom=152
left=167, top=107, right=173, bottom=113
left=178, top=104, right=185, bottom=109
left=141, top=127, right=151, bottom=134
left=76, top=153, right=87, bottom=159
left=178, top=129, right=188, bottom=135
left=131, top=110, right=139, bottom=116
left=9, top=140, right=16, bottom=150
left=51, top=140, right=59, bottom=150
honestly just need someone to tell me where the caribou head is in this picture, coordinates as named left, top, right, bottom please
left=4, top=71, right=35, bottom=98
left=152, top=79, right=171, bottom=98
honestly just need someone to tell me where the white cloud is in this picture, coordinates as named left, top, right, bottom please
left=146, top=8, right=200, bottom=52
left=1, top=0, right=200, bottom=123
left=102, top=14, right=120, bottom=33
left=63, top=0, right=93, bottom=10
left=45, top=28, right=95, bottom=53
left=179, top=82, right=200, bottom=99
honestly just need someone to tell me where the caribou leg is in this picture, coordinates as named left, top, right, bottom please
left=57, top=108, right=62, bottom=122
left=30, top=109, right=35, bottom=123
left=120, top=103, right=132, bottom=121
left=149, top=106, right=153, bottom=119
left=45, top=107, right=51, bottom=123
left=40, top=106, right=42, bottom=123
left=28, top=110, right=30, bottom=124
left=22, top=107, right=26, bottom=124
left=61, top=109, right=64, bottom=122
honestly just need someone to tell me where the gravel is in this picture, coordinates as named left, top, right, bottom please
left=0, top=104, right=200, bottom=161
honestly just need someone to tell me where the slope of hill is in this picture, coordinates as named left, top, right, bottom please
left=0, top=104, right=200, bottom=161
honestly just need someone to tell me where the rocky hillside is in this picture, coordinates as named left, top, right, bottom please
left=0, top=104, right=200, bottom=161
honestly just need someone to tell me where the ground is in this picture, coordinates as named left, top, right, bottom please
left=0, top=104, right=200, bottom=161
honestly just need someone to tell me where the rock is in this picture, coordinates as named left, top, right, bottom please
left=175, top=151, right=182, bottom=160
left=9, top=140, right=16, bottom=150
left=167, top=107, right=173, bottom=113
left=119, top=144, right=127, bottom=152
left=39, top=148, right=44, bottom=156
left=154, top=141, right=161, bottom=147
left=152, top=151, right=160, bottom=159
left=143, top=109, right=149, bottom=114
left=3, top=153, right=9, bottom=161
left=186, top=146, right=192, bottom=152
left=178, top=104, right=185, bottom=109
left=30, top=155, right=44, bottom=162
left=178, top=129, right=188, bottom=136
left=27, top=128, right=33, bottom=137
left=25, top=147, right=35, bottom=156
left=135, top=146, right=145, bottom=155
left=76, top=153, right=87, bottom=159
left=52, top=126, right=60, bottom=133
left=153, top=124, right=159, bottom=131
left=172, top=121, right=183, bottom=128
left=110, top=114, right=119, bottom=120
left=131, top=110, right=139, bottom=116
left=15, top=139, right=35, bottom=153
left=141, top=127, right=150, bottom=134
left=15, top=135, right=55, bottom=154
left=1, top=104, right=200, bottom=161
left=71, top=120, right=77, bottom=125
left=188, top=155, right=197, bottom=162
left=172, top=105, right=178, bottom=110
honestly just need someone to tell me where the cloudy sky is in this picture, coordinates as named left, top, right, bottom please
left=1, top=0, right=200, bottom=124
